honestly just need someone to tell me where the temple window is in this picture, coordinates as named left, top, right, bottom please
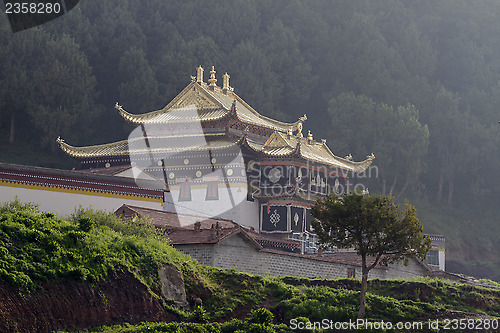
left=425, top=250, right=439, bottom=266
left=205, top=182, right=219, bottom=200
left=179, top=181, right=192, bottom=201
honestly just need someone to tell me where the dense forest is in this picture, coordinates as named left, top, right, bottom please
left=2, top=0, right=500, bottom=278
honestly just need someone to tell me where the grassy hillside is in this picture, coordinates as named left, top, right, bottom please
left=1, top=201, right=500, bottom=332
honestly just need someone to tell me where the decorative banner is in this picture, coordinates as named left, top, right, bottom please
left=261, top=204, right=288, bottom=232
left=290, top=206, right=304, bottom=232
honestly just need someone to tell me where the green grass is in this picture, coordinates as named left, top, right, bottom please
left=0, top=199, right=194, bottom=290
left=2, top=200, right=500, bottom=332
left=53, top=309, right=290, bottom=333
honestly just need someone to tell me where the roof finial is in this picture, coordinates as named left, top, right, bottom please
left=223, top=72, right=231, bottom=94
left=287, top=126, right=293, bottom=137
left=196, top=65, right=204, bottom=84
left=208, top=66, right=217, bottom=88
left=307, top=130, right=313, bottom=141
left=297, top=122, right=303, bottom=137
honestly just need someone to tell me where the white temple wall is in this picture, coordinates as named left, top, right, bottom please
left=163, top=183, right=258, bottom=229
left=0, top=183, right=163, bottom=217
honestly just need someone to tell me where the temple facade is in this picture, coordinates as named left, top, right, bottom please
left=57, top=66, right=374, bottom=252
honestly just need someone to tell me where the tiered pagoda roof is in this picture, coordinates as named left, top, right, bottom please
left=115, top=75, right=306, bottom=133
left=57, top=66, right=374, bottom=172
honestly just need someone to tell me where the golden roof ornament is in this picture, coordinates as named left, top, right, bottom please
left=307, top=130, right=313, bottom=141
left=114, top=102, right=124, bottom=113
left=297, top=122, right=303, bottom=137
left=208, top=66, right=217, bottom=87
left=287, top=126, right=293, bottom=137
left=223, top=72, right=231, bottom=94
left=196, top=65, right=204, bottom=84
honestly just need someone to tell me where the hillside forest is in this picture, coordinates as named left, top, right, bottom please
left=1, top=0, right=500, bottom=279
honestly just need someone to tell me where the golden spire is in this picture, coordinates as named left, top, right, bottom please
left=308, top=130, right=313, bottom=141
left=208, top=66, right=217, bottom=87
left=223, top=72, right=230, bottom=93
left=196, top=65, right=204, bottom=83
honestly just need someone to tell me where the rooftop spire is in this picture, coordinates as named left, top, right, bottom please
left=223, top=72, right=232, bottom=94
left=208, top=66, right=217, bottom=89
left=307, top=130, right=313, bottom=142
left=196, top=65, right=204, bottom=84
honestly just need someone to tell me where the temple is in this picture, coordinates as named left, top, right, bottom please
left=57, top=66, right=375, bottom=252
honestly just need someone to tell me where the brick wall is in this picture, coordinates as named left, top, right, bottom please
left=175, top=234, right=429, bottom=280
left=176, top=244, right=214, bottom=266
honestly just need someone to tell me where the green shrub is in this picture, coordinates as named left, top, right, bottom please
left=0, top=201, right=193, bottom=290
left=248, top=308, right=274, bottom=325
left=78, top=216, right=95, bottom=232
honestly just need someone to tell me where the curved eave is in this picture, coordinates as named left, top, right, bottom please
left=317, top=143, right=375, bottom=173
left=56, top=137, right=129, bottom=158
left=57, top=134, right=241, bottom=159
left=240, top=136, right=375, bottom=172
left=232, top=95, right=306, bottom=133
left=116, top=104, right=229, bottom=125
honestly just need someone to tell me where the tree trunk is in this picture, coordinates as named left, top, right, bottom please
left=447, top=172, right=454, bottom=205
left=389, top=171, right=398, bottom=196
left=9, top=112, right=15, bottom=144
left=395, top=178, right=410, bottom=201
left=381, top=175, right=386, bottom=196
left=357, top=256, right=369, bottom=320
left=436, top=170, right=444, bottom=204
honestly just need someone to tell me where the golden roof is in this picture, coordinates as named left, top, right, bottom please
left=115, top=78, right=307, bottom=133
left=57, top=137, right=129, bottom=158
left=245, top=132, right=375, bottom=172
left=57, top=67, right=374, bottom=172
left=56, top=133, right=239, bottom=159
left=57, top=132, right=373, bottom=172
